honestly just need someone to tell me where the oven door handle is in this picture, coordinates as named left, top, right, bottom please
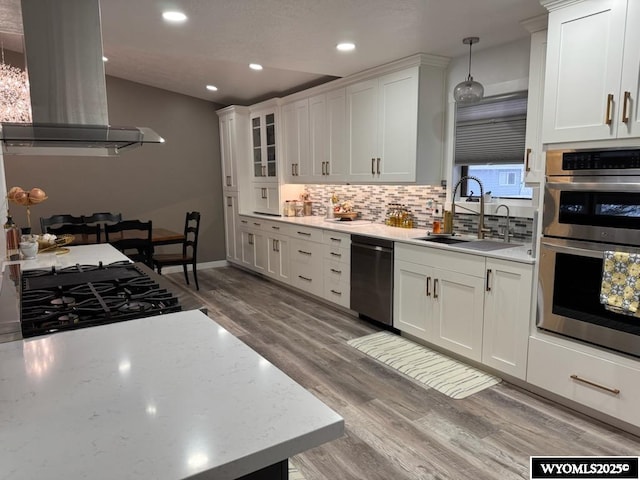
left=545, top=180, right=640, bottom=192
left=541, top=239, right=611, bottom=259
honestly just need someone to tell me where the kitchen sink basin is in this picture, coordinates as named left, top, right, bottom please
left=415, top=236, right=521, bottom=251
left=414, top=236, right=471, bottom=245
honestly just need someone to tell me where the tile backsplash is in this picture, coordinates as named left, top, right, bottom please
left=300, top=184, right=533, bottom=243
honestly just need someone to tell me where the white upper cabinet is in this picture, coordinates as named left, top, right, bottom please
left=217, top=106, right=249, bottom=191
left=282, top=98, right=310, bottom=183
left=250, top=107, right=279, bottom=182
left=522, top=17, right=547, bottom=185
left=541, top=0, right=637, bottom=143
left=280, top=55, right=448, bottom=184
left=347, top=67, right=441, bottom=183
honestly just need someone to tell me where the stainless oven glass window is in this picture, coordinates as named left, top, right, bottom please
left=558, top=191, right=640, bottom=228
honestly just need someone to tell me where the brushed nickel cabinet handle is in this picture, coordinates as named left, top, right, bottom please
left=525, top=148, right=532, bottom=172
left=298, top=250, right=312, bottom=256
left=486, top=269, right=492, bottom=292
left=433, top=278, right=439, bottom=299
left=330, top=268, right=342, bottom=274
left=226, top=175, right=231, bottom=186
left=298, top=275, right=312, bottom=282
left=253, top=222, right=261, bottom=226
left=227, top=196, right=233, bottom=207
left=295, top=163, right=299, bottom=176
left=248, top=233, right=254, bottom=245
left=376, top=157, right=381, bottom=174
left=570, top=374, right=620, bottom=395
left=426, top=276, right=431, bottom=297
left=622, top=90, right=631, bottom=124
left=297, top=231, right=311, bottom=236
left=326, top=161, right=330, bottom=175
left=275, top=239, right=280, bottom=252
left=240, top=219, right=248, bottom=224
left=371, top=158, right=375, bottom=174
left=330, top=252, right=342, bottom=258
left=271, top=225, right=280, bottom=230
left=272, top=239, right=276, bottom=251
left=322, top=161, right=326, bottom=175
left=605, top=93, right=614, bottom=125
left=330, top=237, right=342, bottom=243
left=330, top=289, right=342, bottom=296
left=292, top=163, right=295, bottom=176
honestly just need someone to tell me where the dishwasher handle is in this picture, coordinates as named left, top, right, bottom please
left=352, top=242, right=393, bottom=253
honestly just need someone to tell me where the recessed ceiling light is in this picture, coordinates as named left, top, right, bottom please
left=206, top=85, right=218, bottom=92
left=336, top=42, right=356, bottom=52
left=249, top=63, right=263, bottom=71
left=162, top=11, right=187, bottom=22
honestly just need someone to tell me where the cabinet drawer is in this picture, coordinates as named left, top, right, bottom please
left=290, top=239, right=323, bottom=265
left=290, top=226, right=323, bottom=243
left=323, top=230, right=350, bottom=246
left=323, top=281, right=350, bottom=309
left=324, top=260, right=350, bottom=284
left=291, top=261, right=323, bottom=296
left=262, top=220, right=291, bottom=236
left=395, top=243, right=485, bottom=277
left=527, top=336, right=640, bottom=427
left=324, top=244, right=350, bottom=263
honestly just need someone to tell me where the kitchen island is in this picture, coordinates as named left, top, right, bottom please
left=0, top=309, right=344, bottom=479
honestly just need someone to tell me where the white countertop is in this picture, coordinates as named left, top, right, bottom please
left=3, top=243, right=131, bottom=272
left=244, top=214, right=536, bottom=264
left=0, top=310, right=344, bottom=480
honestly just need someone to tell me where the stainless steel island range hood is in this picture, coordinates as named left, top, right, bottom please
left=0, top=0, right=164, bottom=156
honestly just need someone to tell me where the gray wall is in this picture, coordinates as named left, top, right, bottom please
left=3, top=50, right=225, bottom=263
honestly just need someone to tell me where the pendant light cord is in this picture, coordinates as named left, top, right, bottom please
left=467, top=41, right=473, bottom=81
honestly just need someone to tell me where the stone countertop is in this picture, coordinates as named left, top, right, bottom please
left=242, top=214, right=536, bottom=264
left=0, top=310, right=344, bottom=480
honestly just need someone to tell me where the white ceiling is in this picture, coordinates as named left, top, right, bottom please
left=0, top=0, right=547, bottom=107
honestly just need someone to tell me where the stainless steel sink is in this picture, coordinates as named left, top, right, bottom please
left=414, top=236, right=471, bottom=245
left=456, top=240, right=522, bottom=251
left=414, top=236, right=521, bottom=251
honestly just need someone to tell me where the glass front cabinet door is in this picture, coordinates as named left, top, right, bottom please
left=251, top=111, right=278, bottom=179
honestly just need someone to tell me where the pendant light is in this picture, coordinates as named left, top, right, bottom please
left=453, top=37, right=484, bottom=105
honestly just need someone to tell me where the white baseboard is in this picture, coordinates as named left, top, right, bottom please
left=158, top=260, right=228, bottom=274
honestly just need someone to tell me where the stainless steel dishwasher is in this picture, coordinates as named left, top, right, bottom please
left=350, top=235, right=394, bottom=326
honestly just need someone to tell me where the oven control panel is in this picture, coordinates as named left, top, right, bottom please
left=562, top=149, right=640, bottom=171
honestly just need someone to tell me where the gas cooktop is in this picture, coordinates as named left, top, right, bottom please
left=20, top=261, right=182, bottom=338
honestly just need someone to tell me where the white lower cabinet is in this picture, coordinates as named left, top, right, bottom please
left=394, top=244, right=485, bottom=362
left=431, top=266, right=485, bottom=362
left=322, top=230, right=350, bottom=308
left=527, top=335, right=640, bottom=427
left=482, top=259, right=533, bottom=379
left=290, top=238, right=324, bottom=297
left=394, top=243, right=532, bottom=377
left=264, top=221, right=291, bottom=284
left=223, top=193, right=241, bottom=263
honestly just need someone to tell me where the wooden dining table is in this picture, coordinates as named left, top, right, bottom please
left=70, top=228, right=185, bottom=246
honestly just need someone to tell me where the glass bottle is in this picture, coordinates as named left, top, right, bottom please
left=4, top=213, right=20, bottom=260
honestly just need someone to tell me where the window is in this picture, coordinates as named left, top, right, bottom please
left=455, top=92, right=532, bottom=199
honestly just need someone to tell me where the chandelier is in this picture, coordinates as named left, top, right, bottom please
left=0, top=51, right=32, bottom=123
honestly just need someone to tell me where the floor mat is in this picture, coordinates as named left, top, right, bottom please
left=348, top=331, right=501, bottom=399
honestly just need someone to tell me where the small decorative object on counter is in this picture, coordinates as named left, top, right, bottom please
left=294, top=201, right=304, bottom=217
left=303, top=201, right=312, bottom=216
left=443, top=210, right=453, bottom=234
left=4, top=212, right=20, bottom=260
left=283, top=200, right=295, bottom=217
left=385, top=203, right=414, bottom=228
left=6, top=185, right=48, bottom=230
left=326, top=192, right=339, bottom=219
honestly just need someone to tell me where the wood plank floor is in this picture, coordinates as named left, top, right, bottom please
left=166, top=266, right=640, bottom=480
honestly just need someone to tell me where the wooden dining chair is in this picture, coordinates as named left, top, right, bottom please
left=82, top=212, right=122, bottom=224
left=40, top=214, right=84, bottom=234
left=47, top=223, right=101, bottom=244
left=153, top=212, right=201, bottom=290
left=104, top=220, right=153, bottom=267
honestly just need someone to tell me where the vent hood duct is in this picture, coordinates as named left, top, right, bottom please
left=0, top=0, right=164, bottom=156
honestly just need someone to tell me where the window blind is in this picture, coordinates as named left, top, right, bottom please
left=454, top=92, right=528, bottom=166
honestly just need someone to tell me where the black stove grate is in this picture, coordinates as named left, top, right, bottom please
left=20, top=262, right=182, bottom=338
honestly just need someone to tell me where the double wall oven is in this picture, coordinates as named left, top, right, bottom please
left=539, top=149, right=640, bottom=357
